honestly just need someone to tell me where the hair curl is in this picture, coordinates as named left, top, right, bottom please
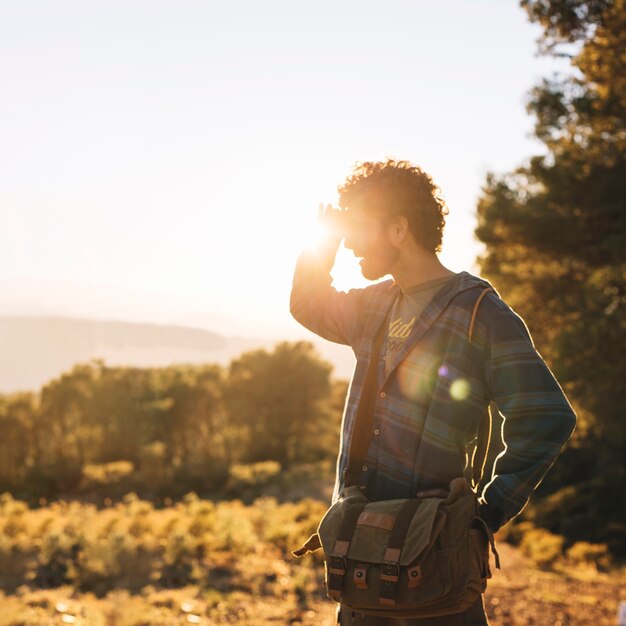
left=337, top=159, right=449, bottom=253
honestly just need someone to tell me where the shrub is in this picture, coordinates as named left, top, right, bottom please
left=565, top=541, right=612, bottom=571
left=519, top=525, right=565, bottom=568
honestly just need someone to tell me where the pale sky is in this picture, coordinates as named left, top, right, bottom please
left=0, top=0, right=566, bottom=339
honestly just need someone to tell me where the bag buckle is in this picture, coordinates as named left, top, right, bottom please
left=379, top=561, right=400, bottom=606
left=328, top=554, right=347, bottom=576
left=380, top=561, right=400, bottom=583
left=326, top=555, right=348, bottom=602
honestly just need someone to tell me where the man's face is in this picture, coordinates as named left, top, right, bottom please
left=343, top=208, right=400, bottom=281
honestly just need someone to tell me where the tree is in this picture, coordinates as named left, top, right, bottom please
left=36, top=363, right=102, bottom=491
left=157, top=364, right=230, bottom=489
left=475, top=0, right=625, bottom=552
left=86, top=364, right=150, bottom=466
left=224, top=341, right=334, bottom=466
left=0, top=392, right=37, bottom=490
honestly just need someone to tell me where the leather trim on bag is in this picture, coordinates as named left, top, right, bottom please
left=357, top=511, right=396, bottom=531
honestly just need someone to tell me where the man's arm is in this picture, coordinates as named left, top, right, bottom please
left=290, top=238, right=365, bottom=349
left=478, top=307, right=577, bottom=533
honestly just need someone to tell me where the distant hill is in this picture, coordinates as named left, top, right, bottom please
left=0, top=316, right=355, bottom=393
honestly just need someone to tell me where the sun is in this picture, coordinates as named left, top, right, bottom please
left=331, top=244, right=370, bottom=292
left=291, top=209, right=371, bottom=293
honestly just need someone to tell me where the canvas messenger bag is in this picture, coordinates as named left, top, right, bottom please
left=292, top=286, right=501, bottom=619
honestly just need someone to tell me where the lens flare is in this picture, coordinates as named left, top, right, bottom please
left=450, top=378, right=471, bottom=401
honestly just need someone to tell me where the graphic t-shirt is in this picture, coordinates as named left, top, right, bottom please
left=385, top=274, right=457, bottom=377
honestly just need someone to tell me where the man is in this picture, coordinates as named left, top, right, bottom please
left=289, top=159, right=577, bottom=625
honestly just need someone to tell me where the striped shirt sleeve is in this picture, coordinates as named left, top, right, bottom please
left=478, top=308, right=577, bottom=532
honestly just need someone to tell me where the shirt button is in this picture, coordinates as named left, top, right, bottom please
left=374, top=428, right=380, bottom=435
left=380, top=391, right=386, bottom=398
left=362, top=465, right=368, bottom=472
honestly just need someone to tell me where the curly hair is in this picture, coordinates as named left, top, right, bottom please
left=337, top=159, right=449, bottom=253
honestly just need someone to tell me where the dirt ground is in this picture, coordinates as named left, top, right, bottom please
left=480, top=543, right=624, bottom=626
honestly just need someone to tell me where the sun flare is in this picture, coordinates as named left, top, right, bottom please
left=291, top=215, right=369, bottom=293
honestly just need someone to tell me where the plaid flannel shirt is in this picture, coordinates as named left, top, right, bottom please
left=290, top=243, right=577, bottom=532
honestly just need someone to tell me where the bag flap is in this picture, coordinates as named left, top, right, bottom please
left=318, top=488, right=445, bottom=566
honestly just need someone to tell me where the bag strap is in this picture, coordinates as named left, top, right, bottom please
left=470, top=287, right=495, bottom=490
left=468, top=286, right=493, bottom=343
left=343, top=313, right=389, bottom=490
left=326, top=501, right=368, bottom=601
left=291, top=533, right=321, bottom=557
left=378, top=498, right=422, bottom=606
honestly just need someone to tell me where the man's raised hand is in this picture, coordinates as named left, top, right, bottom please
left=317, top=203, right=347, bottom=246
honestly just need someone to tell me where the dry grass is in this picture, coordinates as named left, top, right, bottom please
left=0, top=475, right=624, bottom=626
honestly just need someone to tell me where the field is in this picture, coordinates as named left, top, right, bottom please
left=0, top=464, right=624, bottom=626
left=1, top=542, right=625, bottom=626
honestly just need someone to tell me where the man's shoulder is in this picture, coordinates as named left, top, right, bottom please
left=452, top=272, right=534, bottom=344
left=452, top=271, right=511, bottom=316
